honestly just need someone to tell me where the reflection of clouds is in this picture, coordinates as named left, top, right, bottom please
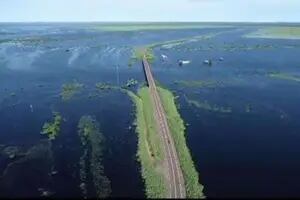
left=68, top=47, right=89, bottom=66
left=0, top=44, right=44, bottom=70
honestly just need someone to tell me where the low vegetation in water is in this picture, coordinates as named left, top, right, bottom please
left=78, top=115, right=111, bottom=198
left=174, top=80, right=220, bottom=89
left=269, top=72, right=300, bottom=82
left=95, top=82, right=113, bottom=90
left=126, top=88, right=167, bottom=198
left=41, top=112, right=62, bottom=140
left=61, top=82, right=84, bottom=101
left=185, top=95, right=232, bottom=113
left=157, top=87, right=205, bottom=198
left=245, top=27, right=300, bottom=39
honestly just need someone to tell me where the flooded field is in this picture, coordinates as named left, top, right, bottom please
left=1, top=23, right=300, bottom=198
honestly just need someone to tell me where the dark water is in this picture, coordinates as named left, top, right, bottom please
left=1, top=23, right=300, bottom=198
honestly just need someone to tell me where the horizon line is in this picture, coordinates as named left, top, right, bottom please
left=0, top=21, right=300, bottom=24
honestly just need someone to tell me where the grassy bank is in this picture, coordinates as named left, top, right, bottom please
left=157, top=87, right=205, bottom=198
left=126, top=88, right=167, bottom=198
left=91, top=22, right=230, bottom=32
left=245, top=27, right=300, bottom=39
left=269, top=72, right=300, bottom=82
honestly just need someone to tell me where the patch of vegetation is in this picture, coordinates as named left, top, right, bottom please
left=269, top=72, right=300, bottom=82
left=245, top=27, right=300, bottom=39
left=148, top=32, right=220, bottom=50
left=185, top=95, right=232, bottom=113
left=126, top=88, right=167, bottom=198
left=78, top=115, right=111, bottom=198
left=91, top=22, right=230, bottom=32
left=157, top=87, right=205, bottom=198
left=174, top=80, right=219, bottom=89
left=95, top=82, right=112, bottom=90
left=41, top=112, right=62, bottom=140
left=61, top=82, right=84, bottom=101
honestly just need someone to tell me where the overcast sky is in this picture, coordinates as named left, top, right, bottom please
left=0, top=0, right=299, bottom=22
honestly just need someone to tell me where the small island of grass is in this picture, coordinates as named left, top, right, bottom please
left=41, top=112, right=62, bottom=140
left=61, top=82, right=84, bottom=101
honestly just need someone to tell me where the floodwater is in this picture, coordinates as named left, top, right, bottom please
left=1, top=23, right=300, bottom=198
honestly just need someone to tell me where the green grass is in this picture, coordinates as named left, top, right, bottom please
left=130, top=47, right=155, bottom=66
left=157, top=87, right=205, bottom=198
left=125, top=88, right=167, bottom=198
left=91, top=22, right=230, bottom=32
left=41, top=112, right=62, bottom=140
left=269, top=72, right=300, bottom=82
left=61, top=82, right=84, bottom=101
left=245, top=27, right=300, bottom=39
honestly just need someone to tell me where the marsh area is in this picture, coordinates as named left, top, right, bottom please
left=1, top=23, right=300, bottom=198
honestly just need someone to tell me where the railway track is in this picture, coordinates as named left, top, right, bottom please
left=142, top=56, right=186, bottom=198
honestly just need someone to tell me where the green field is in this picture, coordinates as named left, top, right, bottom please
left=245, top=26, right=300, bottom=39
left=91, top=22, right=230, bottom=32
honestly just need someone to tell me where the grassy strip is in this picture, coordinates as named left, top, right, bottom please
left=245, top=27, right=300, bottom=39
left=269, top=72, right=300, bottom=82
left=78, top=115, right=111, bottom=198
left=91, top=23, right=230, bottom=32
left=61, top=82, right=84, bottom=101
left=125, top=88, right=167, bottom=198
left=128, top=31, right=222, bottom=67
left=41, top=112, right=62, bottom=140
left=157, top=87, right=205, bottom=198
left=174, top=80, right=219, bottom=89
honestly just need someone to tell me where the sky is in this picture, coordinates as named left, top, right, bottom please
left=0, top=0, right=299, bottom=22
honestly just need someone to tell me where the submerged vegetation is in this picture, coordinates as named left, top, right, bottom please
left=157, top=87, right=205, bottom=198
left=41, top=112, right=62, bottom=140
left=185, top=95, right=232, bottom=113
left=245, top=27, right=300, bottom=39
left=78, top=115, right=111, bottom=198
left=269, top=72, right=300, bottom=82
left=0, top=140, right=54, bottom=197
left=95, top=82, right=113, bottom=90
left=126, top=88, right=167, bottom=198
left=174, top=80, right=220, bottom=89
left=61, top=82, right=84, bottom=101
